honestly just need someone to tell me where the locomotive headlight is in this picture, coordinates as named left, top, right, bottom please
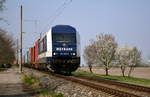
left=53, top=52, right=56, bottom=55
left=53, top=52, right=58, bottom=55
left=73, top=53, right=76, bottom=55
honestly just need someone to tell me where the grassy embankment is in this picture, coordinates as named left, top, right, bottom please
left=73, top=72, right=150, bottom=86
left=23, top=75, right=64, bottom=97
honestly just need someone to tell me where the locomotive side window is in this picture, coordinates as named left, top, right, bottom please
left=39, top=40, right=43, bottom=53
left=39, top=36, right=47, bottom=54
left=43, top=36, right=47, bottom=52
left=52, top=33, right=76, bottom=43
left=38, top=41, right=41, bottom=54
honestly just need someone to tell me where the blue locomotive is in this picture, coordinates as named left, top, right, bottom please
left=25, top=25, right=80, bottom=74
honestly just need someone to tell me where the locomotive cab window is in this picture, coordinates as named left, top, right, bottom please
left=52, top=33, right=76, bottom=43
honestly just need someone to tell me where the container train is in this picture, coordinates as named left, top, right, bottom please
left=24, top=25, right=80, bottom=74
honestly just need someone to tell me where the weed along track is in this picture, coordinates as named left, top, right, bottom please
left=24, top=67, right=150, bottom=97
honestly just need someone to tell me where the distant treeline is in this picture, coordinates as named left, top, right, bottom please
left=0, top=29, right=15, bottom=64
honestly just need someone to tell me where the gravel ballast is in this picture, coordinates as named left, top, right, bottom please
left=23, top=68, right=113, bottom=97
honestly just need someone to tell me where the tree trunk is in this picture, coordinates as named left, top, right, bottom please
left=128, top=66, right=134, bottom=77
left=88, top=65, right=93, bottom=73
left=105, top=67, right=109, bottom=76
left=121, top=66, right=125, bottom=77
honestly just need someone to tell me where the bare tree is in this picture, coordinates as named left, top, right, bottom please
left=128, top=47, right=141, bottom=77
left=83, top=41, right=96, bottom=73
left=0, top=29, right=15, bottom=64
left=0, top=0, right=6, bottom=22
left=0, top=0, right=14, bottom=64
left=94, top=33, right=118, bottom=76
left=0, top=0, right=5, bottom=11
left=115, top=45, right=132, bottom=77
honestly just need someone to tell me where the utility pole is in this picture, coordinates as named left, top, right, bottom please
left=20, top=5, right=23, bottom=73
left=17, top=39, right=19, bottom=65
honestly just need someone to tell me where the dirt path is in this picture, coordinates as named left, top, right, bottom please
left=0, top=67, right=34, bottom=97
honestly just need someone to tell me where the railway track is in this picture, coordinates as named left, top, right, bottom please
left=53, top=74, right=140, bottom=97
left=74, top=75, right=150, bottom=93
left=25, top=68, right=150, bottom=97
left=54, top=74, right=150, bottom=97
left=72, top=75, right=150, bottom=97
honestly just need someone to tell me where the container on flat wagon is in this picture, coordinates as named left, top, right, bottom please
left=29, top=47, right=32, bottom=63
left=29, top=47, right=35, bottom=63
left=25, top=51, right=29, bottom=63
left=35, top=39, right=39, bottom=62
left=33, top=46, right=35, bottom=62
left=22, top=55, right=25, bottom=64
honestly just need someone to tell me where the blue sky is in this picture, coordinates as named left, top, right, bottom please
left=0, top=0, right=150, bottom=64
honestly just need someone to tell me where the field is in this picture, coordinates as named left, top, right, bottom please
left=77, top=67, right=150, bottom=79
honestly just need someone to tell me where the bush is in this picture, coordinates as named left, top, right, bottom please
left=0, top=64, right=11, bottom=68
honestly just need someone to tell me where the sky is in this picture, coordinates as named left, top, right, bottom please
left=0, top=0, right=150, bottom=64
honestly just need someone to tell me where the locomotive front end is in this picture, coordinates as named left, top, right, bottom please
left=51, top=25, right=80, bottom=73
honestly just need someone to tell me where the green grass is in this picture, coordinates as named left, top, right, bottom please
left=72, top=72, right=150, bottom=86
left=23, top=76, right=37, bottom=85
left=0, top=68, right=7, bottom=72
left=41, top=90, right=63, bottom=97
left=23, top=76, right=64, bottom=97
left=35, top=88, right=63, bottom=97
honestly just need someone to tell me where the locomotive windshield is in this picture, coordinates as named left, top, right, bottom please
left=52, top=33, right=76, bottom=43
